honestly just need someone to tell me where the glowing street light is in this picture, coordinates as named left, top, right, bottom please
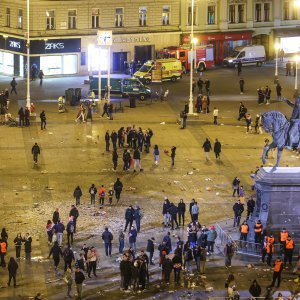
left=274, top=43, right=280, bottom=78
left=26, top=0, right=30, bottom=108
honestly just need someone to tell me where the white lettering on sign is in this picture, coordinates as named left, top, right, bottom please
left=113, top=36, right=150, bottom=43
left=9, top=41, right=21, bottom=49
left=45, top=42, right=64, bottom=50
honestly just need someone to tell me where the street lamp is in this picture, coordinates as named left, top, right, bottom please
left=294, top=55, right=299, bottom=96
left=26, top=0, right=30, bottom=108
left=188, top=0, right=196, bottom=115
left=274, top=42, right=280, bottom=78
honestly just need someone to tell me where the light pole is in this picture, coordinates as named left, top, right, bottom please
left=107, top=45, right=111, bottom=103
left=274, top=42, right=280, bottom=79
left=26, top=0, right=30, bottom=108
left=294, top=55, right=299, bottom=97
left=188, top=0, right=196, bottom=115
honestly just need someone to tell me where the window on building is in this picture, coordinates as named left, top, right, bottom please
left=264, top=3, right=270, bottom=21
left=46, top=10, right=55, bottom=30
left=292, top=5, right=298, bottom=20
left=238, top=4, right=244, bottom=23
left=18, top=9, right=23, bottom=29
left=162, top=6, right=170, bottom=25
left=92, top=8, right=100, bottom=28
left=139, top=7, right=147, bottom=26
left=283, top=1, right=289, bottom=20
left=207, top=5, right=215, bottom=24
left=255, top=3, right=261, bottom=22
left=188, top=5, right=197, bottom=25
left=5, top=8, right=10, bottom=27
left=229, top=5, right=235, bottom=23
left=68, top=9, right=77, bottom=29
left=115, top=8, right=124, bottom=27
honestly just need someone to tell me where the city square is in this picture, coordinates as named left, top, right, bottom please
left=0, top=0, right=300, bottom=299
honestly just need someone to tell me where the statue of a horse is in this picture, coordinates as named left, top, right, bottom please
left=261, top=110, right=300, bottom=167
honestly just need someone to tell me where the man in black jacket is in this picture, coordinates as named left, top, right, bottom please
left=69, top=205, right=79, bottom=233
left=52, top=208, right=60, bottom=224
left=75, top=267, right=85, bottom=299
left=48, top=241, right=63, bottom=270
left=168, top=203, right=179, bottom=230
left=146, top=237, right=155, bottom=265
left=202, top=138, right=212, bottom=161
left=124, top=205, right=135, bottom=232
left=246, top=198, right=255, bottom=220
left=178, top=199, right=186, bottom=226
left=73, top=186, right=82, bottom=206
left=32, top=143, right=40, bottom=164
left=189, top=199, right=195, bottom=222
left=114, top=178, right=123, bottom=202
left=111, top=130, right=118, bottom=151
left=233, top=200, right=244, bottom=227
left=102, top=227, right=113, bottom=256
left=133, top=148, right=143, bottom=172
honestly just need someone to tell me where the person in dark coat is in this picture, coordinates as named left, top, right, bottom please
left=172, top=252, right=182, bottom=284
left=202, top=138, right=212, bottom=161
left=257, top=87, right=265, bottom=104
left=105, top=130, right=110, bottom=152
left=24, top=107, right=30, bottom=126
left=32, top=143, right=40, bottom=164
left=52, top=208, right=60, bottom=224
left=213, top=138, right=222, bottom=160
left=7, top=257, right=18, bottom=287
left=23, top=233, right=32, bottom=260
left=73, top=186, right=82, bottom=206
left=111, top=130, right=118, bottom=151
left=1, top=228, right=8, bottom=242
left=246, top=198, right=255, bottom=220
left=69, top=205, right=79, bottom=233
left=171, top=146, right=176, bottom=166
left=63, top=245, right=75, bottom=272
left=120, top=254, right=132, bottom=290
left=162, top=198, right=171, bottom=227
left=48, top=241, right=63, bottom=269
left=168, top=203, right=179, bottom=230
left=102, top=227, right=113, bottom=256
left=124, top=205, right=135, bottom=232
left=233, top=200, right=244, bottom=227
left=101, top=101, right=109, bottom=118
left=249, top=279, right=261, bottom=299
left=147, top=237, right=155, bottom=265
left=177, top=199, right=186, bottom=226
left=114, top=178, right=123, bottom=203
left=239, top=78, right=245, bottom=94
left=238, top=102, right=247, bottom=121
left=112, top=149, right=118, bottom=171
left=40, top=110, right=46, bottom=130
left=18, top=107, right=24, bottom=127
left=162, top=256, right=173, bottom=284
left=14, top=233, right=23, bottom=259
left=75, top=267, right=85, bottom=299
left=135, top=205, right=142, bottom=232
left=10, top=77, right=17, bottom=95
left=276, top=82, right=282, bottom=100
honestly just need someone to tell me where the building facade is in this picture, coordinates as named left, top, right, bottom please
left=0, top=0, right=299, bottom=76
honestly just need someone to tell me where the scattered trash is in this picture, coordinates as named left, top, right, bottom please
left=160, top=122, right=166, bottom=125
left=187, top=171, right=193, bottom=175
left=216, top=192, right=220, bottom=196
left=206, top=187, right=212, bottom=191
left=205, top=178, right=212, bottom=181
left=41, top=170, right=48, bottom=174
left=48, top=132, right=53, bottom=135
left=206, top=286, right=214, bottom=292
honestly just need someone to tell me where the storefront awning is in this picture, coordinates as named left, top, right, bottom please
left=273, top=27, right=300, bottom=38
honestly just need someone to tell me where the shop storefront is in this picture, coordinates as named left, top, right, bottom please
left=0, top=35, right=81, bottom=77
left=182, top=31, right=252, bottom=65
left=0, top=36, right=26, bottom=76
left=273, top=29, right=300, bottom=54
left=30, top=38, right=81, bottom=76
left=82, top=32, right=180, bottom=74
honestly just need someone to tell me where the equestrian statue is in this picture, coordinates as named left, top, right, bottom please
left=261, top=96, right=300, bottom=167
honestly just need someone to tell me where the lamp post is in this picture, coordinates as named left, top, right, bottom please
left=274, top=42, right=280, bottom=79
left=107, top=45, right=111, bottom=103
left=188, top=0, right=196, bottom=115
left=26, top=0, right=30, bottom=108
left=294, top=55, right=299, bottom=97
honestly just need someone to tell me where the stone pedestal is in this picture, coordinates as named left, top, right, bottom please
left=248, top=167, right=300, bottom=241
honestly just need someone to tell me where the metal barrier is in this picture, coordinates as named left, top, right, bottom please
left=215, top=222, right=238, bottom=255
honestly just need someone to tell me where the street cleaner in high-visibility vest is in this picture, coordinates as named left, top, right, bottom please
left=254, top=220, right=263, bottom=244
left=279, top=228, right=289, bottom=255
left=284, top=235, right=294, bottom=267
left=269, top=257, right=283, bottom=288
left=0, top=239, right=7, bottom=267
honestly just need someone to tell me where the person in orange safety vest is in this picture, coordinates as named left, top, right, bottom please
left=240, top=221, right=249, bottom=241
left=270, top=257, right=283, bottom=288
left=284, top=235, right=294, bottom=266
left=254, top=220, right=263, bottom=244
left=279, top=228, right=289, bottom=255
left=0, top=238, right=7, bottom=267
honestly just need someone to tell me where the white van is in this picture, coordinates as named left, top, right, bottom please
left=223, top=45, right=266, bottom=67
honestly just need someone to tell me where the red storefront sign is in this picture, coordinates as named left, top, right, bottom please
left=182, top=31, right=252, bottom=43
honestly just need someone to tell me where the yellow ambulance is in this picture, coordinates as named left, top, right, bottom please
left=134, top=59, right=182, bottom=84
